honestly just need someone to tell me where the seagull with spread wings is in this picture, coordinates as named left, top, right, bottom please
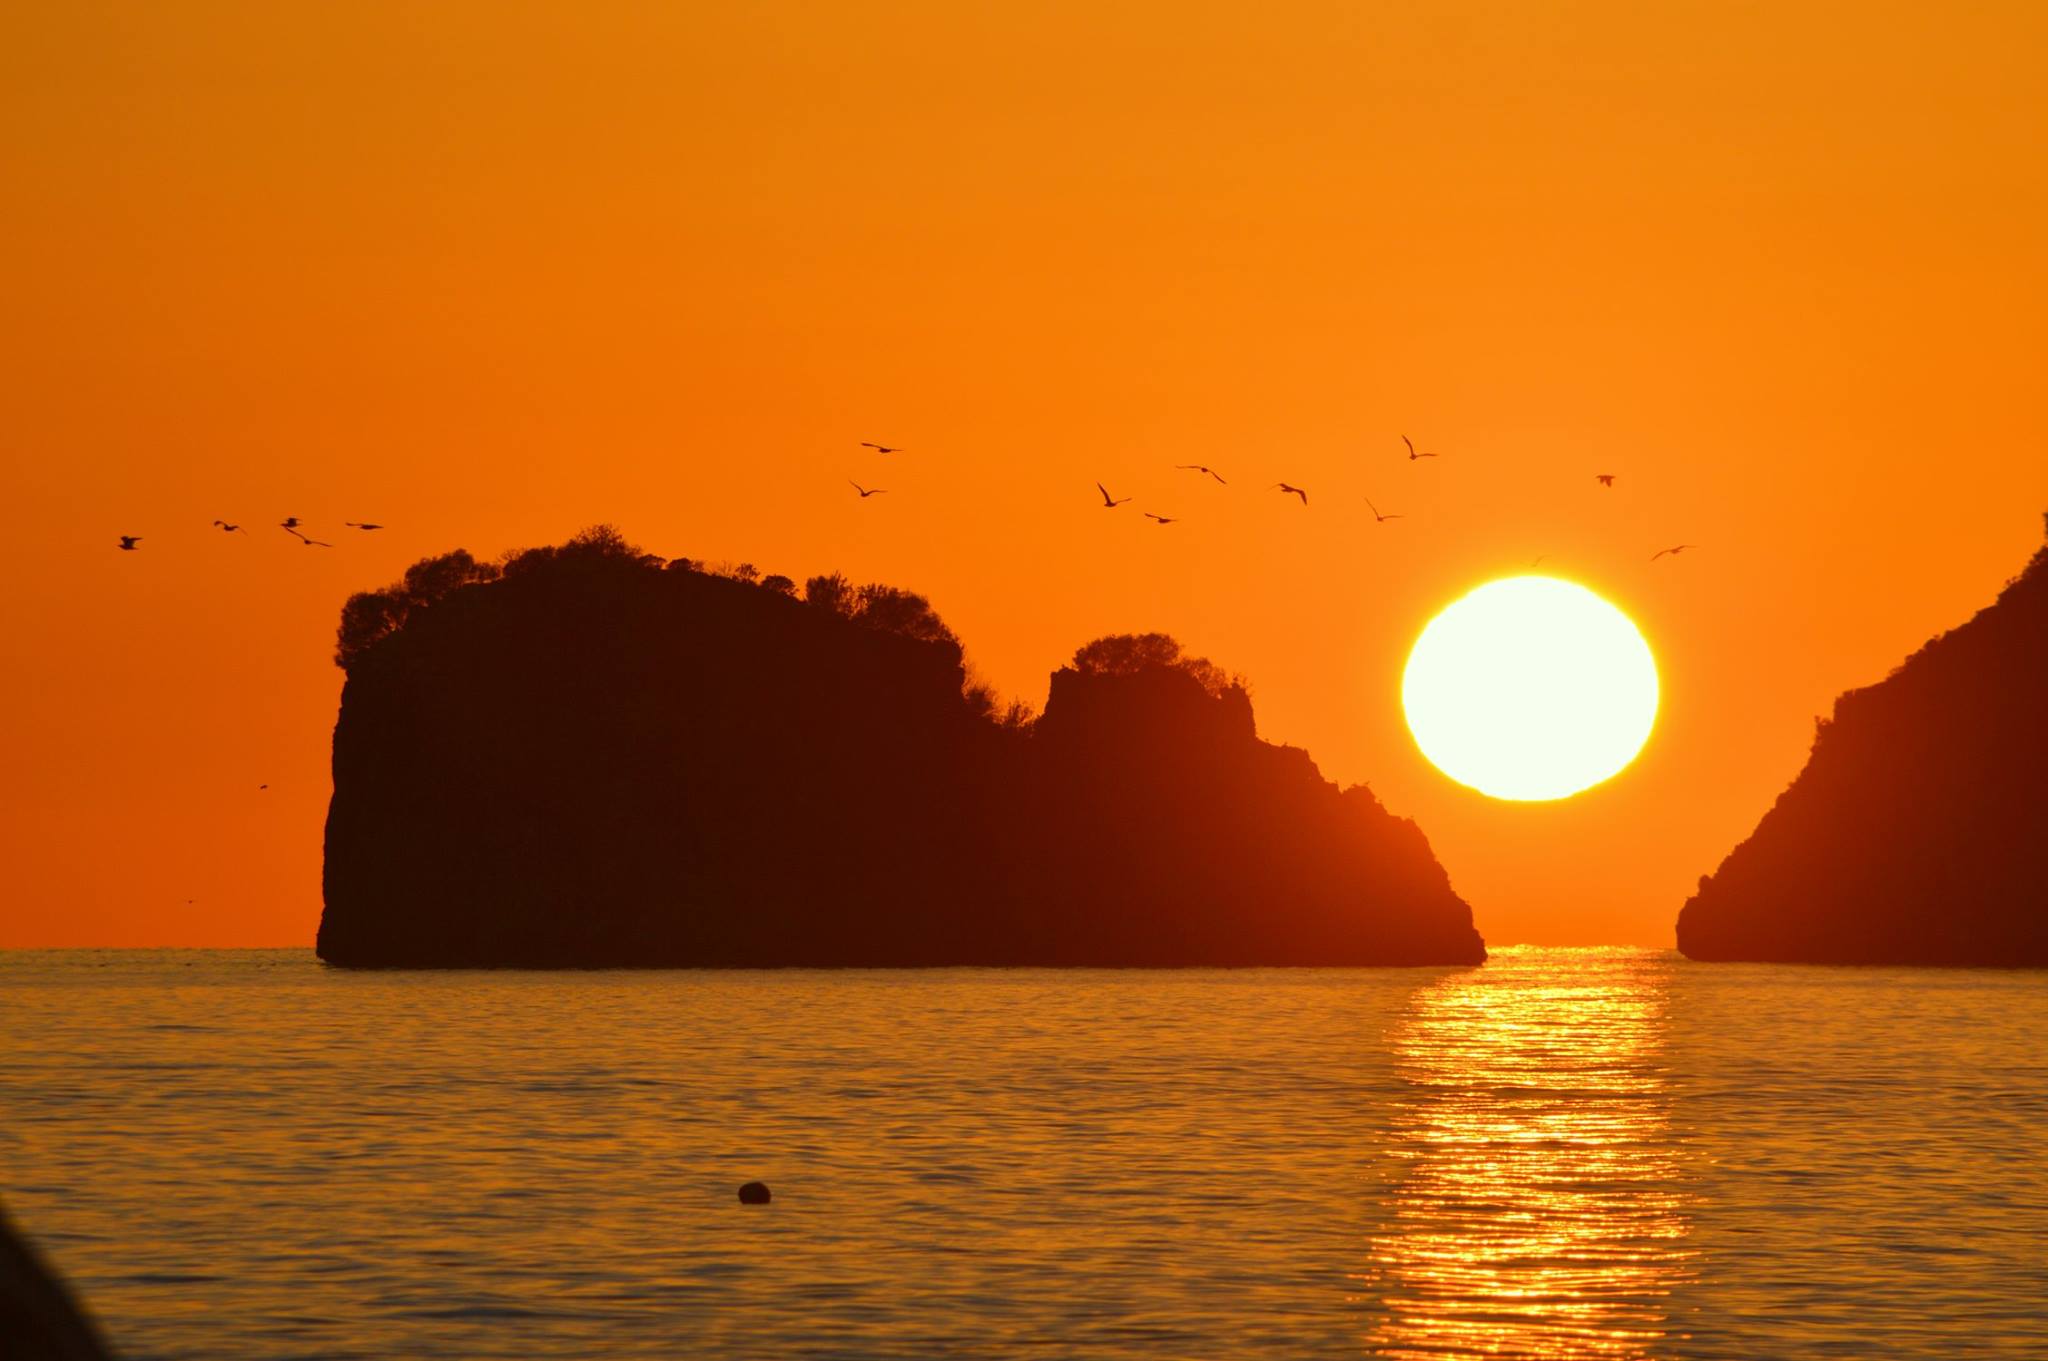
left=1651, top=544, right=1694, bottom=561
left=850, top=481, right=887, bottom=498
left=861, top=442, right=904, bottom=454
left=1272, top=482, right=1308, bottom=505
left=1403, top=435, right=1438, bottom=461
left=1097, top=482, right=1131, bottom=508
left=1175, top=464, right=1226, bottom=484
left=1143, top=512, right=1177, bottom=525
left=117, top=535, right=142, bottom=551
left=1366, top=497, right=1403, bottom=524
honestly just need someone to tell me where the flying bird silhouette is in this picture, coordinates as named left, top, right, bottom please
left=1272, top=482, right=1309, bottom=505
left=849, top=481, right=887, bottom=498
left=1651, top=544, right=1694, bottom=561
left=1530, top=554, right=1549, bottom=569
left=1596, top=474, right=1616, bottom=487
left=1175, top=464, right=1227, bottom=484
left=1403, top=435, right=1438, bottom=461
left=285, top=527, right=334, bottom=547
left=1143, top=512, right=1177, bottom=525
left=280, top=517, right=303, bottom=531
left=212, top=520, right=245, bottom=533
left=861, top=442, right=904, bottom=454
left=344, top=522, right=383, bottom=530
left=1097, top=482, right=1131, bottom=508
left=117, top=535, right=141, bottom=551
left=1365, top=497, right=1403, bottom=523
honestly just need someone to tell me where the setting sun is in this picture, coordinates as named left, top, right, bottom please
left=1403, top=577, right=1659, bottom=801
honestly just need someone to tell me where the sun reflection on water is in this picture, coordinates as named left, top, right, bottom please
left=1367, top=947, right=1694, bottom=1360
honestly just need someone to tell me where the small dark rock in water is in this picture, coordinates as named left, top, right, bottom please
left=737, top=1181, right=771, bottom=1205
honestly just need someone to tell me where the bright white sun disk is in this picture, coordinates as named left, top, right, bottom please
left=1402, top=576, right=1658, bottom=801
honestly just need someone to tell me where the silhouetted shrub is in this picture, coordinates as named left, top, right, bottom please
left=340, top=528, right=959, bottom=673
left=1073, top=632, right=1183, bottom=675
left=499, top=545, right=558, bottom=577
left=502, top=527, right=658, bottom=581
left=963, top=662, right=1028, bottom=724
left=336, top=591, right=407, bottom=669
left=561, top=523, right=642, bottom=561
left=854, top=583, right=957, bottom=646
left=1072, top=632, right=1229, bottom=695
left=403, top=549, right=500, bottom=606
left=806, top=572, right=854, bottom=615
left=337, top=549, right=502, bottom=668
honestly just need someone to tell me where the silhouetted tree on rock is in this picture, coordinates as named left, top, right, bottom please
left=852, top=582, right=957, bottom=646
left=335, top=549, right=501, bottom=668
left=1072, top=632, right=1235, bottom=697
left=804, top=571, right=853, bottom=615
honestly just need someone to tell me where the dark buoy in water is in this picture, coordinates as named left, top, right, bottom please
left=738, top=1181, right=771, bottom=1205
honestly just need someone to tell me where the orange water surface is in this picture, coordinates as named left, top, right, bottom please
left=4, top=947, right=2044, bottom=1358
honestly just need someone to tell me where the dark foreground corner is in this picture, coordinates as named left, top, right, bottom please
left=316, top=526, right=1485, bottom=968
left=1, top=1203, right=114, bottom=1361
left=1678, top=513, right=2048, bottom=965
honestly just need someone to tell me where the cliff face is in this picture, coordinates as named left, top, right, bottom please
left=318, top=537, right=1484, bottom=967
left=1677, top=519, right=2048, bottom=965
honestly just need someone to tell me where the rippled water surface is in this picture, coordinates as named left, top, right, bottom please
left=4, top=947, right=2045, bottom=1359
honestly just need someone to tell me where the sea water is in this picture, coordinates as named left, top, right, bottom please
left=3, top=947, right=2044, bottom=1359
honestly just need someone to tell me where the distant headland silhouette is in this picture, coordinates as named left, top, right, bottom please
left=317, top=526, right=1485, bottom=967
left=1678, top=514, right=2048, bottom=965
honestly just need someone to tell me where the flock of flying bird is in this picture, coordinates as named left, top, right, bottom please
left=851, top=435, right=1697, bottom=562
left=116, top=518, right=384, bottom=551
left=117, top=438, right=1696, bottom=563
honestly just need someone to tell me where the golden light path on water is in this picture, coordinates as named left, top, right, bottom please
left=1366, top=948, right=1695, bottom=1359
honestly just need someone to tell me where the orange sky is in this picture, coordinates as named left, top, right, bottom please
left=3, top=1, right=2044, bottom=948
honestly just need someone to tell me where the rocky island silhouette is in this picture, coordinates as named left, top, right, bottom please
left=317, top=526, right=1485, bottom=967
left=1678, top=516, right=2048, bottom=965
